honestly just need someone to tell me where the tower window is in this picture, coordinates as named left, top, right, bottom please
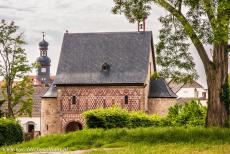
left=72, top=96, right=77, bottom=105
left=41, top=50, right=47, bottom=56
left=41, top=67, right=46, bottom=73
left=124, top=95, right=129, bottom=104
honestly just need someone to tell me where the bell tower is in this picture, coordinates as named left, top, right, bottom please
left=138, top=17, right=147, bottom=32
left=36, top=32, right=51, bottom=85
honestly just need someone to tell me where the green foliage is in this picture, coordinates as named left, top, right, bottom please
left=1, top=76, right=34, bottom=117
left=129, top=112, right=153, bottom=128
left=156, top=15, right=198, bottom=83
left=150, top=72, right=161, bottom=79
left=0, top=118, right=23, bottom=146
left=84, top=107, right=167, bottom=129
left=84, top=101, right=206, bottom=129
left=167, top=100, right=207, bottom=127
left=83, top=108, right=130, bottom=129
left=0, top=20, right=34, bottom=118
left=112, top=0, right=152, bottom=23
left=6, top=127, right=230, bottom=152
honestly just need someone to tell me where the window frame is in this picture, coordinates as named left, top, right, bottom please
left=72, top=95, right=77, bottom=105
left=124, top=95, right=129, bottom=104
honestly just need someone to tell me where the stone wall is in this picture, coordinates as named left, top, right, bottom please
left=57, top=86, right=146, bottom=132
left=148, top=98, right=177, bottom=115
left=41, top=98, right=61, bottom=136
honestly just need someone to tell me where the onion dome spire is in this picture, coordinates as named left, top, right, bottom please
left=39, top=32, right=49, bottom=50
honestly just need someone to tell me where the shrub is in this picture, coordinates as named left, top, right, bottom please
left=167, top=100, right=207, bottom=127
left=84, top=107, right=129, bottom=129
left=151, top=114, right=171, bottom=127
left=84, top=100, right=207, bottom=129
left=0, top=118, right=23, bottom=146
left=129, top=112, right=153, bottom=128
left=84, top=107, right=169, bottom=129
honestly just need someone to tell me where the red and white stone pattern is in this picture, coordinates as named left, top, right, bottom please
left=58, top=86, right=145, bottom=130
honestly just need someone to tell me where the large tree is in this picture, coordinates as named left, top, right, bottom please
left=112, top=0, right=230, bottom=127
left=0, top=20, right=34, bottom=118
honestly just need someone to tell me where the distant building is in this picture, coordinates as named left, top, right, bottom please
left=167, top=80, right=208, bottom=106
left=17, top=34, right=54, bottom=133
left=41, top=31, right=177, bottom=135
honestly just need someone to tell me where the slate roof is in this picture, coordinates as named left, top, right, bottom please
left=42, top=84, right=57, bottom=98
left=55, top=31, right=154, bottom=85
left=31, top=86, right=49, bottom=116
left=148, top=79, right=177, bottom=98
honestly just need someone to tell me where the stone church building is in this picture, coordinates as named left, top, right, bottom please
left=41, top=31, right=177, bottom=135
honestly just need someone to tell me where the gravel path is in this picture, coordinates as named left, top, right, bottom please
left=29, top=148, right=123, bottom=154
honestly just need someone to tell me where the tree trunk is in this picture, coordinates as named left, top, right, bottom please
left=206, top=44, right=229, bottom=127
left=6, top=80, right=14, bottom=118
left=206, top=80, right=229, bottom=127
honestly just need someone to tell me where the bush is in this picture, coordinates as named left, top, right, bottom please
left=84, top=100, right=207, bottom=129
left=0, top=118, right=23, bottom=146
left=167, top=100, right=207, bottom=127
left=84, top=107, right=129, bottom=129
left=84, top=107, right=167, bottom=129
left=129, top=112, right=153, bottom=128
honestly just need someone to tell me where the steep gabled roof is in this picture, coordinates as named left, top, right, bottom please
left=182, top=81, right=204, bottom=88
left=149, top=79, right=177, bottom=98
left=168, top=79, right=204, bottom=93
left=55, top=31, right=153, bottom=85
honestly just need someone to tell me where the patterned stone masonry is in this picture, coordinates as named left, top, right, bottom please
left=58, top=86, right=145, bottom=131
left=61, top=114, right=85, bottom=129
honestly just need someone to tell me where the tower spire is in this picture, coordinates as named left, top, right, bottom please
left=37, top=32, right=51, bottom=85
left=138, top=17, right=147, bottom=32
left=42, top=32, right=45, bottom=40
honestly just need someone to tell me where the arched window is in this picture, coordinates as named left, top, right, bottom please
left=26, top=121, right=35, bottom=133
left=124, top=95, right=129, bottom=104
left=72, top=96, right=76, bottom=105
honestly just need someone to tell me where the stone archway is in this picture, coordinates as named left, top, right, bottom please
left=65, top=121, right=83, bottom=133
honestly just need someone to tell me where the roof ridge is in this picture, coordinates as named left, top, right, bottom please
left=65, top=31, right=152, bottom=35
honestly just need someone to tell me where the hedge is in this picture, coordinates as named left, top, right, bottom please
left=83, top=101, right=207, bottom=129
left=83, top=108, right=129, bottom=129
left=0, top=118, right=23, bottom=146
left=84, top=107, right=168, bottom=129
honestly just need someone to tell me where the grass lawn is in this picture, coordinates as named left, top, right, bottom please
left=2, top=127, right=230, bottom=153
left=86, top=143, right=230, bottom=154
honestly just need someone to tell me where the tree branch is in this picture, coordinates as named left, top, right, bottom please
left=154, top=0, right=211, bottom=72
left=202, top=0, right=216, bottom=31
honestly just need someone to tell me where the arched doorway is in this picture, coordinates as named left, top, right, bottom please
left=26, top=121, right=35, bottom=133
left=65, top=121, right=83, bottom=133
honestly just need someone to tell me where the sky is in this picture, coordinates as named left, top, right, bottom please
left=0, top=0, right=207, bottom=87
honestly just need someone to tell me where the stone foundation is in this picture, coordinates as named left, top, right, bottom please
left=148, top=98, right=177, bottom=115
